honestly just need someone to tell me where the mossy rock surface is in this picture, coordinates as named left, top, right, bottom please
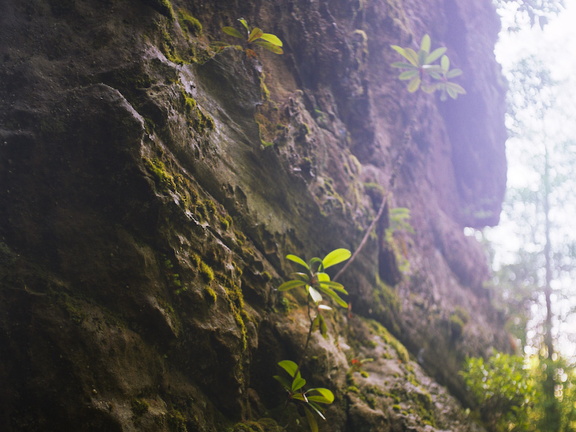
left=0, top=0, right=507, bottom=430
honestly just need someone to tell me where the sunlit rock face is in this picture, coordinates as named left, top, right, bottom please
left=0, top=0, right=507, bottom=430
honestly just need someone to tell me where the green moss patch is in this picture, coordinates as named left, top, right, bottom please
left=177, top=9, right=202, bottom=36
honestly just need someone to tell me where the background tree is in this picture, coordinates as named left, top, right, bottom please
left=485, top=51, right=576, bottom=432
left=495, top=0, right=565, bottom=30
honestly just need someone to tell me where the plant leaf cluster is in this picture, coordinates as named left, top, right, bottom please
left=275, top=248, right=350, bottom=431
left=391, top=34, right=465, bottom=101
left=273, top=360, right=334, bottom=432
left=278, top=248, right=350, bottom=337
left=278, top=248, right=350, bottom=308
left=214, top=18, right=283, bottom=57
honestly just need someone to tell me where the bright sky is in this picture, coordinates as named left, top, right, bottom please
left=486, top=2, right=576, bottom=359
left=495, top=2, right=576, bottom=74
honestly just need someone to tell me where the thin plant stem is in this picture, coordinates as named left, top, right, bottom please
left=333, top=192, right=389, bottom=282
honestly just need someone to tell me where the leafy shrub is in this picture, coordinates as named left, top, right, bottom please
left=274, top=360, right=334, bottom=432
left=213, top=18, right=283, bottom=57
left=461, top=352, right=535, bottom=431
left=391, top=34, right=466, bottom=100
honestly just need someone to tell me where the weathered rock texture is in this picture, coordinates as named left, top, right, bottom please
left=0, top=0, right=507, bottom=430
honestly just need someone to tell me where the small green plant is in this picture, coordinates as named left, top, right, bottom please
left=278, top=248, right=350, bottom=308
left=391, top=34, right=465, bottom=100
left=278, top=248, right=350, bottom=338
left=213, top=18, right=284, bottom=57
left=274, top=249, right=350, bottom=431
left=274, top=360, right=334, bottom=432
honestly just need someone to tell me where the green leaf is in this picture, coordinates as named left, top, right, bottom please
left=286, top=254, right=309, bottom=269
left=402, top=48, right=419, bottom=66
left=303, top=406, right=319, bottom=432
left=253, top=41, right=282, bottom=54
left=420, top=34, right=431, bottom=53
left=292, top=376, right=307, bottom=392
left=447, top=86, right=458, bottom=99
left=307, top=388, right=335, bottom=404
left=309, top=257, right=323, bottom=270
left=238, top=18, right=250, bottom=32
left=391, top=45, right=418, bottom=66
left=247, top=27, right=264, bottom=43
left=278, top=279, right=307, bottom=291
left=291, top=393, right=308, bottom=402
left=322, top=248, right=351, bottom=269
left=305, top=402, right=326, bottom=420
left=441, top=54, right=450, bottom=71
left=253, top=40, right=284, bottom=54
left=399, top=70, right=418, bottom=80
left=260, top=32, right=283, bottom=46
left=427, top=70, right=443, bottom=80
left=425, top=47, right=447, bottom=64
left=391, top=61, right=416, bottom=69
left=454, top=83, right=466, bottom=94
left=421, top=83, right=436, bottom=94
left=292, top=272, right=310, bottom=282
left=273, top=374, right=292, bottom=391
left=278, top=360, right=299, bottom=377
left=222, top=26, right=244, bottom=39
left=319, top=280, right=348, bottom=294
left=446, top=68, right=462, bottom=78
left=320, top=286, right=348, bottom=308
left=308, top=286, right=323, bottom=304
left=417, top=49, right=427, bottom=67
left=447, top=82, right=466, bottom=95
left=407, top=77, right=421, bottom=92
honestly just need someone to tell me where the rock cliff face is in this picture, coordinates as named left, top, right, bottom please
left=0, top=0, right=508, bottom=431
